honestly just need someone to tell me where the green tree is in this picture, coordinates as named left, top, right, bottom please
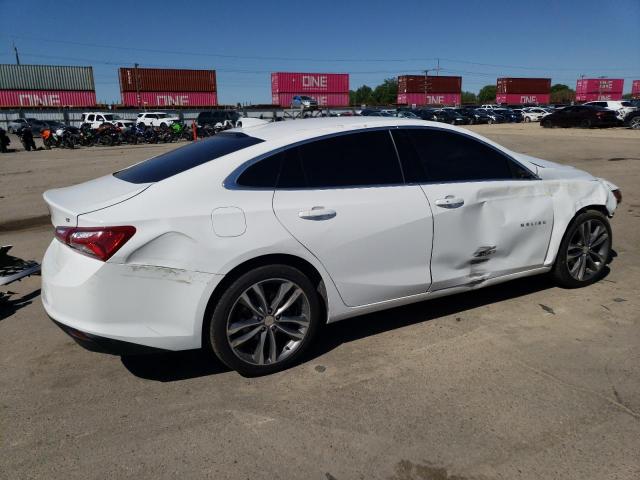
left=622, top=93, right=633, bottom=100
left=350, top=85, right=374, bottom=106
left=478, top=85, right=497, bottom=103
left=550, top=83, right=575, bottom=103
left=461, top=91, right=477, bottom=104
left=371, top=78, right=398, bottom=105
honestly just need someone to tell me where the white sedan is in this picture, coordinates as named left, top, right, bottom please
left=42, top=118, right=621, bottom=375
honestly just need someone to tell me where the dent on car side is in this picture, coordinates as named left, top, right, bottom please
left=41, top=118, right=618, bottom=353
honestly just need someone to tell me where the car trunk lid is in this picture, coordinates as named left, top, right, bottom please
left=43, top=174, right=152, bottom=227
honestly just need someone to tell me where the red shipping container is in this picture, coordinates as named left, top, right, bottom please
left=576, top=78, right=623, bottom=94
left=121, top=91, right=218, bottom=107
left=0, top=89, right=96, bottom=107
left=398, top=75, right=462, bottom=94
left=397, top=93, right=461, bottom=106
left=119, top=68, right=217, bottom=92
left=272, top=92, right=349, bottom=107
left=632, top=80, right=640, bottom=99
left=497, top=78, right=551, bottom=94
left=575, top=92, right=623, bottom=102
left=271, top=72, right=349, bottom=93
left=496, top=93, right=550, bottom=104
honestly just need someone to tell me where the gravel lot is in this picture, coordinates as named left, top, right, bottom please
left=1, top=123, right=639, bottom=480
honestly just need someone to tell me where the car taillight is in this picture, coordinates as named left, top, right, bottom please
left=612, top=189, right=622, bottom=205
left=55, top=226, right=136, bottom=261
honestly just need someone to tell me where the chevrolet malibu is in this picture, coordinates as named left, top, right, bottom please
left=42, top=118, right=621, bottom=375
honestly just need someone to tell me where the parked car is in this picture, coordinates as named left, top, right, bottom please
left=360, top=109, right=393, bottom=117
left=430, top=109, right=471, bottom=125
left=136, top=112, right=180, bottom=127
left=493, top=109, right=522, bottom=123
left=475, top=109, right=507, bottom=124
left=42, top=117, right=621, bottom=375
left=582, top=101, right=636, bottom=120
left=290, top=96, right=318, bottom=110
left=7, top=118, right=38, bottom=133
left=197, top=110, right=241, bottom=129
left=453, top=108, right=492, bottom=125
left=81, top=112, right=126, bottom=129
left=481, top=104, right=501, bottom=110
left=540, top=105, right=619, bottom=128
left=395, top=110, right=420, bottom=119
left=521, top=107, right=551, bottom=122
left=623, top=109, right=640, bottom=129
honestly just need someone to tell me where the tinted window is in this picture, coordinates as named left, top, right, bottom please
left=236, top=152, right=283, bottom=188
left=115, top=132, right=264, bottom=184
left=393, top=129, right=520, bottom=183
left=279, top=130, right=402, bottom=188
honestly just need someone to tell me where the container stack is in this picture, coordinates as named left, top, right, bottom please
left=397, top=75, right=462, bottom=106
left=575, top=78, right=624, bottom=102
left=119, top=67, right=218, bottom=107
left=632, top=80, right=640, bottom=99
left=271, top=72, right=349, bottom=107
left=0, top=64, right=96, bottom=107
left=496, top=78, right=550, bottom=105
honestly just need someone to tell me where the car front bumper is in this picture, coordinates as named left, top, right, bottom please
left=41, top=239, right=222, bottom=352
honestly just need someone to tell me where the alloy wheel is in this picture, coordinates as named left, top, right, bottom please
left=226, top=278, right=311, bottom=366
left=630, top=117, right=640, bottom=129
left=566, top=219, right=610, bottom=282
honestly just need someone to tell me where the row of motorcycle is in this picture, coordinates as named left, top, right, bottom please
left=2, top=121, right=227, bottom=152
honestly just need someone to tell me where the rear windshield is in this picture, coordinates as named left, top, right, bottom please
left=114, top=132, right=264, bottom=184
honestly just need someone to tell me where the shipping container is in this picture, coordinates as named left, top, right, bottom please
left=121, top=91, right=218, bottom=107
left=119, top=68, right=217, bottom=93
left=575, top=78, right=624, bottom=94
left=397, top=92, right=461, bottom=106
left=272, top=92, right=349, bottom=107
left=496, top=93, right=550, bottom=105
left=0, top=64, right=95, bottom=91
left=632, top=80, right=640, bottom=99
left=575, top=92, right=623, bottom=102
left=497, top=78, right=551, bottom=94
left=398, top=75, right=462, bottom=94
left=271, top=72, right=349, bottom=94
left=0, top=90, right=96, bottom=107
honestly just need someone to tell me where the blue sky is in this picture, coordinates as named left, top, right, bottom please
left=1, top=0, right=638, bottom=104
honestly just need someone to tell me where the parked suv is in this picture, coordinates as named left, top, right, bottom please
left=196, top=110, right=240, bottom=129
left=582, top=101, right=636, bottom=120
left=136, top=112, right=180, bottom=127
left=81, top=112, right=125, bottom=129
left=290, top=96, right=318, bottom=110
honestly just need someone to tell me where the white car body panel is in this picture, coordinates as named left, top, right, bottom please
left=41, top=117, right=619, bottom=351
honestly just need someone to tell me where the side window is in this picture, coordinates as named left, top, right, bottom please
left=97, top=115, right=104, bottom=122
left=236, top=152, right=284, bottom=188
left=393, top=129, right=523, bottom=183
left=280, top=130, right=402, bottom=188
left=87, top=114, right=95, bottom=122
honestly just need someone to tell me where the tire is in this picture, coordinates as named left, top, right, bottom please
left=552, top=210, right=612, bottom=288
left=580, top=119, right=592, bottom=128
left=488, top=118, right=494, bottom=125
left=541, top=119, right=553, bottom=128
left=629, top=116, right=640, bottom=130
left=160, top=122, right=167, bottom=128
left=208, top=264, right=322, bottom=376
left=524, top=117, right=531, bottom=123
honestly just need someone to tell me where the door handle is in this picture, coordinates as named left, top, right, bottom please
left=298, top=206, right=337, bottom=220
left=434, top=196, right=464, bottom=208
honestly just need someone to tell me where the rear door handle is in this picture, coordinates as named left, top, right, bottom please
left=298, top=206, right=337, bottom=220
left=434, top=196, right=464, bottom=209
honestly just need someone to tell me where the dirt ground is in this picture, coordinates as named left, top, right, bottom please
left=1, top=123, right=639, bottom=480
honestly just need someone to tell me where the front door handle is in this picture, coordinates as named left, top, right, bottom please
left=434, top=196, right=464, bottom=209
left=298, top=206, right=337, bottom=220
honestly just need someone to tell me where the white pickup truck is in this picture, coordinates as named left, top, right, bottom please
left=136, top=112, right=180, bottom=127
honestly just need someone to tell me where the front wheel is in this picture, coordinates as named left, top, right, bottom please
left=552, top=210, right=612, bottom=288
left=524, top=117, right=531, bottom=123
left=628, top=116, right=640, bottom=129
left=580, top=119, right=592, bottom=128
left=208, top=265, right=322, bottom=376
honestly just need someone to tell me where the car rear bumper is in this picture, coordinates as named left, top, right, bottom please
left=41, top=239, right=223, bottom=352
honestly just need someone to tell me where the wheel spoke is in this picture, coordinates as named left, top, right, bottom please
left=230, top=325, right=263, bottom=348
left=577, top=255, right=587, bottom=281
left=589, top=225, right=602, bottom=245
left=275, top=323, right=305, bottom=340
left=270, top=281, right=293, bottom=313
left=253, top=329, right=267, bottom=365
left=591, top=232, right=608, bottom=248
left=581, top=221, right=590, bottom=245
left=569, top=255, right=582, bottom=276
left=589, top=249, right=605, bottom=264
left=228, top=317, right=263, bottom=335
left=267, top=329, right=277, bottom=364
left=251, top=284, right=269, bottom=315
left=567, top=249, right=582, bottom=260
left=274, top=288, right=303, bottom=317
left=240, top=293, right=264, bottom=318
left=278, top=315, right=309, bottom=327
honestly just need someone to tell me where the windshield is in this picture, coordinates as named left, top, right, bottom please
left=156, top=113, right=169, bottom=118
left=114, top=132, right=264, bottom=184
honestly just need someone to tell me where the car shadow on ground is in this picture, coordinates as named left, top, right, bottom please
left=0, top=289, right=41, bottom=322
left=121, top=273, right=565, bottom=382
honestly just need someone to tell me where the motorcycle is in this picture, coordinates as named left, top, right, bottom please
left=42, top=126, right=78, bottom=149
left=0, top=127, right=10, bottom=153
left=16, top=126, right=36, bottom=151
left=94, top=123, right=121, bottom=146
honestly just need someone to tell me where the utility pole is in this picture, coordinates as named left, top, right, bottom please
left=13, top=42, right=20, bottom=65
left=424, top=69, right=430, bottom=106
left=134, top=63, right=141, bottom=109
left=435, top=58, right=440, bottom=76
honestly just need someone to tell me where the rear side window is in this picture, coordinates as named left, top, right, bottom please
left=280, top=130, right=402, bottom=188
left=114, top=132, right=264, bottom=184
left=236, top=152, right=284, bottom=188
left=393, top=129, right=522, bottom=183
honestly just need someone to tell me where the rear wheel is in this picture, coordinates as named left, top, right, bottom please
left=541, top=119, right=553, bottom=128
left=629, top=116, right=640, bottom=129
left=524, top=117, right=531, bottom=123
left=580, top=119, right=592, bottom=128
left=208, top=265, right=322, bottom=376
left=552, top=210, right=611, bottom=288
